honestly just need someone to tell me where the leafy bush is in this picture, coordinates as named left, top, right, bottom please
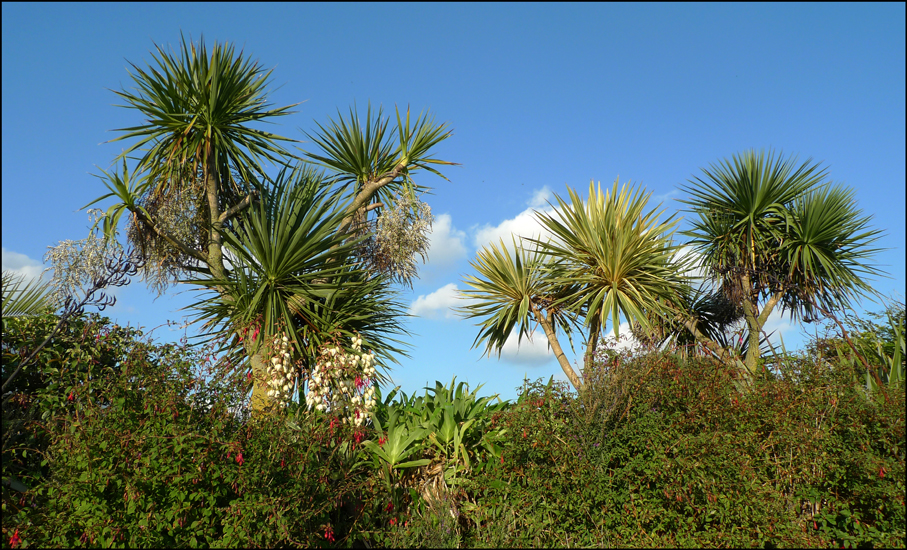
left=460, top=348, right=905, bottom=548
left=3, top=316, right=370, bottom=548
left=3, top=312, right=903, bottom=548
left=3, top=312, right=146, bottom=498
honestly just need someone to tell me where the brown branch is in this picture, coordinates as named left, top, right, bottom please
left=364, top=202, right=385, bottom=212
left=337, top=163, right=407, bottom=237
left=218, top=191, right=259, bottom=224
left=529, top=301, right=584, bottom=392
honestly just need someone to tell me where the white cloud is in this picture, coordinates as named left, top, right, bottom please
left=2, top=248, right=46, bottom=282
left=426, top=213, right=467, bottom=268
left=499, top=329, right=555, bottom=365
left=528, top=186, right=553, bottom=208
left=675, top=245, right=709, bottom=283
left=472, top=187, right=560, bottom=251
left=409, top=283, right=460, bottom=319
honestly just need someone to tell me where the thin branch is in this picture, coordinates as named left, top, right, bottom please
left=337, top=163, right=406, bottom=237
left=218, top=190, right=259, bottom=224
left=2, top=251, right=142, bottom=393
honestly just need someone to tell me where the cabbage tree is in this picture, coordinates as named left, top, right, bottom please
left=460, top=180, right=690, bottom=391
left=680, top=150, right=884, bottom=378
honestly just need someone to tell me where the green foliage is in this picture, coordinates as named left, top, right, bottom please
left=680, top=149, right=884, bottom=375
left=4, top=308, right=902, bottom=549
left=108, top=32, right=298, bottom=195
left=459, top=179, right=691, bottom=391
left=458, top=349, right=905, bottom=548
left=1, top=271, right=56, bottom=323
left=2, top=312, right=143, bottom=495
left=185, top=164, right=409, bottom=385
left=3, top=314, right=370, bottom=548
left=807, top=300, right=906, bottom=404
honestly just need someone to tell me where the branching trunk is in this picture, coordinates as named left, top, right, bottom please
left=336, top=163, right=406, bottom=239
left=740, top=270, right=785, bottom=378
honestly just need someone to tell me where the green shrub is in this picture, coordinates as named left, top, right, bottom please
left=460, top=349, right=905, bottom=548
left=3, top=318, right=369, bottom=548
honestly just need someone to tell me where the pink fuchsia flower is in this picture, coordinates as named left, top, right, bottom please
left=9, top=528, right=21, bottom=548
left=67, top=391, right=74, bottom=402
left=389, top=517, right=397, bottom=527
left=324, top=525, right=335, bottom=542
left=236, top=452, right=244, bottom=466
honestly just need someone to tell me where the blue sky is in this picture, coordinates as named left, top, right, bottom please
left=3, top=3, right=905, bottom=402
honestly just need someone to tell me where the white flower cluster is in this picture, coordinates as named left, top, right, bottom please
left=266, top=333, right=295, bottom=405
left=305, top=335, right=377, bottom=426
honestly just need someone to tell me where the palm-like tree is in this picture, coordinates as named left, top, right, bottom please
left=89, top=33, right=299, bottom=286
left=460, top=180, right=690, bottom=391
left=304, top=103, right=457, bottom=284
left=681, top=149, right=884, bottom=377
left=186, top=165, right=408, bottom=410
left=85, top=37, right=455, bottom=414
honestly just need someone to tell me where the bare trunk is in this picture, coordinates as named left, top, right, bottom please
left=248, top=344, right=271, bottom=413
left=204, top=142, right=227, bottom=281
left=532, top=303, right=584, bottom=392
left=584, top=315, right=600, bottom=373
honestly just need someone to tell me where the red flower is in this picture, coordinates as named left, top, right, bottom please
left=500, top=452, right=504, bottom=464
left=389, top=517, right=397, bottom=527
left=324, top=525, right=335, bottom=542
left=879, top=466, right=886, bottom=478
left=378, top=437, right=386, bottom=446
left=236, top=452, right=244, bottom=466
left=385, top=501, right=394, bottom=512
left=67, top=391, right=74, bottom=402
left=247, top=371, right=253, bottom=380
left=9, top=528, right=20, bottom=548
left=280, top=459, right=285, bottom=468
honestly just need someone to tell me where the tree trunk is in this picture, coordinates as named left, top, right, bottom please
left=204, top=142, right=227, bottom=281
left=584, top=315, right=600, bottom=373
left=532, top=303, right=584, bottom=392
left=248, top=346, right=271, bottom=414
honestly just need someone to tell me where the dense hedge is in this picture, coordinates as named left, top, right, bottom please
left=458, top=352, right=905, bottom=548
left=3, top=313, right=904, bottom=548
